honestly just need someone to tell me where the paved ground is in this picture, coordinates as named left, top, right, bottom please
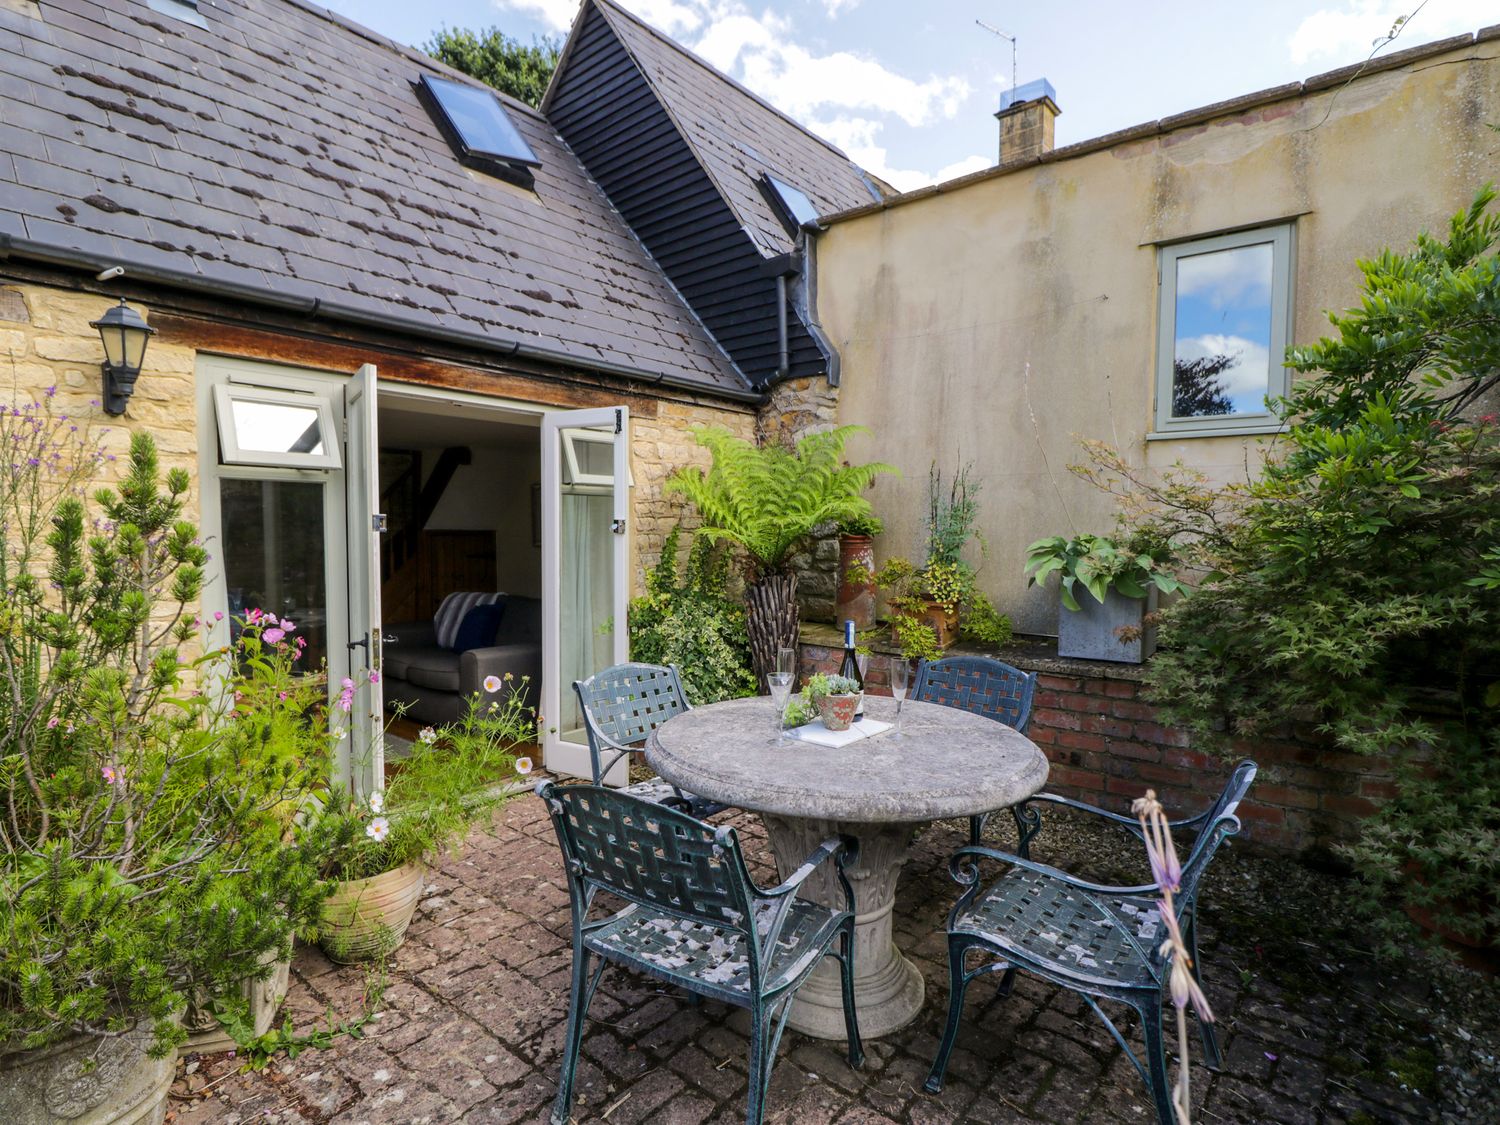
left=167, top=787, right=1499, bottom=1124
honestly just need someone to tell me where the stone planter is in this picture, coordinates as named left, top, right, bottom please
left=835, top=534, right=876, bottom=629
left=179, top=951, right=293, bottom=1056
left=816, top=693, right=860, bottom=732
left=318, top=861, right=426, bottom=963
left=0, top=1023, right=172, bottom=1125
left=918, top=600, right=959, bottom=649
left=1057, top=588, right=1157, bottom=663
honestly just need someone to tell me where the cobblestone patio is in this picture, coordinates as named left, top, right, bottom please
left=168, top=786, right=1499, bottom=1124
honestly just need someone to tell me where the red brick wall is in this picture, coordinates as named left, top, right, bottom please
left=798, top=642, right=1392, bottom=856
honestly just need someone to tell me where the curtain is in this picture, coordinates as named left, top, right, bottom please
left=560, top=491, right=614, bottom=736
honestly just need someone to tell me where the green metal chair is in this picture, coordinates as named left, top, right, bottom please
left=925, top=761, right=1257, bottom=1124
left=572, top=661, right=727, bottom=817
left=537, top=781, right=863, bottom=1125
left=911, top=655, right=1038, bottom=844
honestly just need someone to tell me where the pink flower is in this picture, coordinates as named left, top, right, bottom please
left=341, top=677, right=354, bottom=689
left=214, top=611, right=224, bottom=621
left=46, top=717, right=59, bottom=729
left=262, top=627, right=285, bottom=645
left=368, top=670, right=381, bottom=684
left=365, top=817, right=390, bottom=842
left=246, top=608, right=262, bottom=624
left=280, top=619, right=296, bottom=631
left=101, top=765, right=117, bottom=784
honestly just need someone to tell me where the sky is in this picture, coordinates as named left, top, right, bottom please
left=331, top=0, right=1496, bottom=190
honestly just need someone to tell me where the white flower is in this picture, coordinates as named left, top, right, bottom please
left=418, top=726, right=438, bottom=745
left=483, top=675, right=502, bottom=694
left=369, top=791, right=384, bottom=813
left=365, top=816, right=390, bottom=842
left=514, top=756, right=533, bottom=776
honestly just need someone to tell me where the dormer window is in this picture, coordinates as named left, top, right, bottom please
left=763, top=174, right=819, bottom=232
left=417, top=73, right=540, bottom=187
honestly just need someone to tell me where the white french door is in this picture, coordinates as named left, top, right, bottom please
left=541, top=406, right=630, bottom=782
left=344, top=364, right=384, bottom=798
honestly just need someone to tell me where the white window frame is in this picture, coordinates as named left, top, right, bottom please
left=562, top=427, right=618, bottom=488
left=213, top=383, right=343, bottom=469
left=1151, top=223, right=1295, bottom=439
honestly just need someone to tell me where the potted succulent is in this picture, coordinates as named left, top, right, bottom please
left=835, top=512, right=883, bottom=629
left=0, top=409, right=327, bottom=1123
left=1024, top=533, right=1182, bottom=663
left=806, top=673, right=862, bottom=732
left=304, top=679, right=536, bottom=963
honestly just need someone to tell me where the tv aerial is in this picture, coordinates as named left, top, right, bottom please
left=975, top=19, right=1018, bottom=106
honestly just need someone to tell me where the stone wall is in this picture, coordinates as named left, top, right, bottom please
left=759, top=375, right=843, bottom=622
left=798, top=627, right=1392, bottom=857
left=630, top=400, right=756, bottom=596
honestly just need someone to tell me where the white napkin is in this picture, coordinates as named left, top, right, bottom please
left=786, top=717, right=894, bottom=748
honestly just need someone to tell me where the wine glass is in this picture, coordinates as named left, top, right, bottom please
left=891, top=657, right=910, bottom=737
left=776, top=646, right=797, bottom=678
left=767, top=671, right=794, bottom=745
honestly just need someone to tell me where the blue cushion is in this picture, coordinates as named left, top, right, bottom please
left=452, top=602, right=505, bottom=652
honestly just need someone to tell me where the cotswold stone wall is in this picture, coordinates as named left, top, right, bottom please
left=1, top=282, right=199, bottom=496
left=760, top=375, right=843, bottom=622
left=798, top=629, right=1392, bottom=857
left=630, top=401, right=756, bottom=596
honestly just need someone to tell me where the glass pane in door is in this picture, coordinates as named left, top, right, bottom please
left=219, top=479, right=329, bottom=671
left=558, top=429, right=615, bottom=745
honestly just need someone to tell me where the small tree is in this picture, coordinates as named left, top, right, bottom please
left=666, top=426, right=893, bottom=688
left=1171, top=354, right=1236, bottom=417
left=425, top=26, right=563, bottom=107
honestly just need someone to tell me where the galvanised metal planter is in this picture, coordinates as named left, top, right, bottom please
left=1057, top=588, right=1157, bottom=664
left=0, top=1023, right=173, bottom=1125
left=318, top=862, right=426, bottom=963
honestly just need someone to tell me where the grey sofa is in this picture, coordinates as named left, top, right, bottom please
left=382, top=593, right=542, bottom=726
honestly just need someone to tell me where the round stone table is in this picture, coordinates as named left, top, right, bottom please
left=646, top=695, right=1048, bottom=1040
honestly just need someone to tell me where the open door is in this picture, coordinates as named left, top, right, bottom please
left=541, top=406, right=630, bottom=782
left=344, top=364, right=384, bottom=797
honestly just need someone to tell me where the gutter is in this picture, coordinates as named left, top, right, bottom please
left=0, top=234, right=767, bottom=406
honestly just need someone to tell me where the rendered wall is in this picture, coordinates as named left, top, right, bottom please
left=815, top=34, right=1500, bottom=635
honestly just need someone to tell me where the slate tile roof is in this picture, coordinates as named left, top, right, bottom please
left=0, top=0, right=748, bottom=395
left=584, top=0, right=884, bottom=259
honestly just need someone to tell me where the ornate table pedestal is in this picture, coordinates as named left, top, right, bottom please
left=647, top=695, right=1048, bottom=1041
left=762, top=814, right=923, bottom=1039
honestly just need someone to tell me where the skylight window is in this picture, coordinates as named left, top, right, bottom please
left=417, top=74, right=540, bottom=185
left=145, top=0, right=208, bottom=29
left=764, top=174, right=820, bottom=232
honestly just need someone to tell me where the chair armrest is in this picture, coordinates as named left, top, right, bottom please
left=460, top=643, right=541, bottom=699
left=1019, top=792, right=1146, bottom=833
left=760, top=836, right=857, bottom=900
left=947, top=844, right=1159, bottom=898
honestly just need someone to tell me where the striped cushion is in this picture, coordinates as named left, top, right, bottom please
left=434, top=591, right=504, bottom=651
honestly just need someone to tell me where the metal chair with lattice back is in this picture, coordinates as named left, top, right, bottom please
left=924, top=760, right=1258, bottom=1124
left=573, top=662, right=727, bottom=818
left=911, top=655, right=1038, bottom=844
left=537, top=781, right=863, bottom=1125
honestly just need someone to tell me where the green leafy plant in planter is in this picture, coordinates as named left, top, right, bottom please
left=301, top=680, right=536, bottom=962
left=666, top=425, right=894, bottom=689
left=0, top=404, right=328, bottom=1121
left=628, top=524, right=756, bottom=704
left=839, top=512, right=885, bottom=538
left=1023, top=533, right=1183, bottom=612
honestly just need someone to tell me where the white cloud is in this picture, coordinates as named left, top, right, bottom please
left=1176, top=242, right=1272, bottom=307
left=1176, top=334, right=1273, bottom=403
left=497, top=0, right=978, bottom=185
left=934, top=154, right=992, bottom=182
left=1289, top=0, right=1492, bottom=65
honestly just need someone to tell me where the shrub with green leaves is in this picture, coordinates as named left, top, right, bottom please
left=628, top=525, right=756, bottom=704
left=1107, top=187, right=1500, bottom=948
left=0, top=403, right=326, bottom=1055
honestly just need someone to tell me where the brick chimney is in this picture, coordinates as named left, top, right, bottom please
left=996, top=78, right=1059, bottom=164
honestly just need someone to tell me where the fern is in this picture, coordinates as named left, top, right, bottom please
left=665, top=426, right=895, bottom=577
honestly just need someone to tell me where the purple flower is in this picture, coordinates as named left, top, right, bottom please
left=262, top=627, right=285, bottom=644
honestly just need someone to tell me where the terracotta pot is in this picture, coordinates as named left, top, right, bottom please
left=835, top=535, right=877, bottom=629
left=318, top=861, right=426, bottom=963
left=179, top=950, right=293, bottom=1056
left=918, top=601, right=959, bottom=649
left=0, top=1022, right=173, bottom=1125
left=816, top=694, right=859, bottom=732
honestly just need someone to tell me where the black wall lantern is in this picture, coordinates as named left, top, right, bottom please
left=90, top=299, right=156, bottom=416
